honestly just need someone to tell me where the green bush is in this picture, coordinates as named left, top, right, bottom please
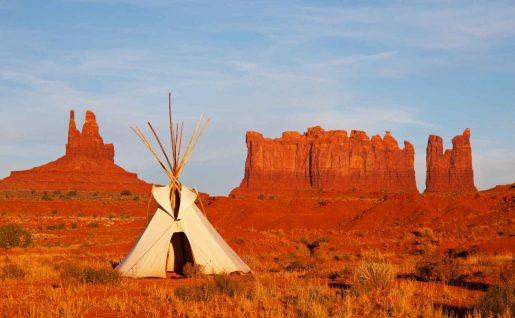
left=1, top=264, right=26, bottom=280
left=60, top=264, right=121, bottom=284
left=475, top=281, right=514, bottom=316
left=0, top=224, right=32, bottom=249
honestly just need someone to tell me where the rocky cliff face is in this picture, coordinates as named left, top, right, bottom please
left=232, top=126, right=418, bottom=195
left=0, top=110, right=150, bottom=192
left=425, top=128, right=477, bottom=193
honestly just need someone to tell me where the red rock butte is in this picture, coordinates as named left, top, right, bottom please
left=0, top=110, right=151, bottom=192
left=231, top=126, right=418, bottom=196
left=425, top=128, right=477, bottom=193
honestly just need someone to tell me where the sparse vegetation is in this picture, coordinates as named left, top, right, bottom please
left=475, top=281, right=515, bottom=316
left=87, top=223, right=99, bottom=228
left=412, top=227, right=434, bottom=238
left=257, top=194, right=265, bottom=200
left=1, top=264, right=26, bottom=280
left=46, top=224, right=65, bottom=230
left=60, top=263, right=121, bottom=284
left=175, top=275, right=245, bottom=301
left=0, top=223, right=32, bottom=248
left=415, top=254, right=465, bottom=283
left=120, top=189, right=132, bottom=195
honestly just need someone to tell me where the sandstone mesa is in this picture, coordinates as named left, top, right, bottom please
left=232, top=126, right=418, bottom=196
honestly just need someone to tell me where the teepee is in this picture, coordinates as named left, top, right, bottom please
left=116, top=94, right=250, bottom=277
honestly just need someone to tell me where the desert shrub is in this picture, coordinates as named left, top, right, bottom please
left=284, top=260, right=307, bottom=272
left=51, top=210, right=58, bottom=215
left=41, top=194, right=52, bottom=201
left=352, top=260, right=396, bottom=293
left=257, top=194, right=265, bottom=200
left=1, top=264, right=26, bottom=280
left=0, top=223, right=32, bottom=249
left=412, top=227, right=434, bottom=238
left=301, top=237, right=330, bottom=254
left=67, top=190, right=77, bottom=196
left=60, top=263, right=121, bottom=284
left=71, top=223, right=78, bottom=229
left=231, top=237, right=246, bottom=245
left=475, top=281, right=514, bottom=316
left=182, top=263, right=204, bottom=278
left=175, top=275, right=245, bottom=301
left=120, top=189, right=132, bottom=195
left=415, top=254, right=464, bottom=283
left=47, top=223, right=65, bottom=230
left=87, top=223, right=99, bottom=228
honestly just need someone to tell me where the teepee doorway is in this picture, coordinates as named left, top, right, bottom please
left=167, top=232, right=194, bottom=274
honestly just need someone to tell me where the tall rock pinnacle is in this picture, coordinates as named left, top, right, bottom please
left=65, top=110, right=114, bottom=160
left=425, top=128, right=477, bottom=193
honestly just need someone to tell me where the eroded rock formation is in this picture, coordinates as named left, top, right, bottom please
left=66, top=110, right=114, bottom=160
left=425, top=128, right=477, bottom=193
left=0, top=110, right=150, bottom=192
left=232, top=126, right=418, bottom=195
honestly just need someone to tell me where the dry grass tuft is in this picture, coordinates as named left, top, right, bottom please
left=352, top=260, right=396, bottom=293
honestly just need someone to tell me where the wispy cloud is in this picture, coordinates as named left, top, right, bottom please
left=292, top=106, right=435, bottom=133
left=0, top=0, right=513, bottom=195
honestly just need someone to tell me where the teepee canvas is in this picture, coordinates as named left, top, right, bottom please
left=116, top=94, right=250, bottom=278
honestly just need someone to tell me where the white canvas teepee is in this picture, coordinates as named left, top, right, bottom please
left=116, top=94, right=250, bottom=278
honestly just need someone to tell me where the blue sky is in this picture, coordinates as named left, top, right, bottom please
left=0, top=0, right=514, bottom=195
